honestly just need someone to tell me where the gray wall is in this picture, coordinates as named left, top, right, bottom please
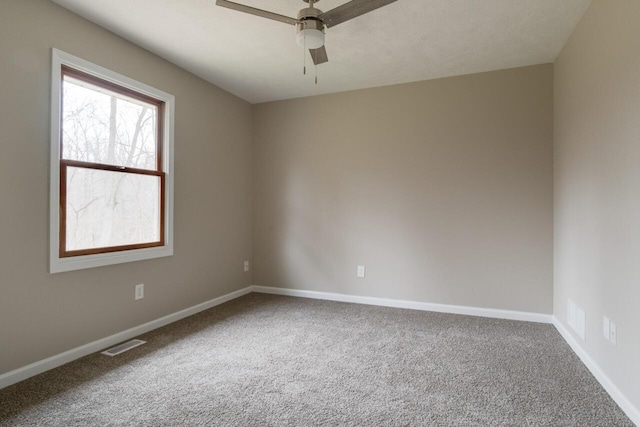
left=253, top=64, right=554, bottom=314
left=0, top=0, right=253, bottom=374
left=554, top=0, right=640, bottom=410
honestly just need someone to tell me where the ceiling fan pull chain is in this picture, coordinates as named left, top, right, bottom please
left=217, top=0, right=400, bottom=76
left=303, top=32, right=307, bottom=75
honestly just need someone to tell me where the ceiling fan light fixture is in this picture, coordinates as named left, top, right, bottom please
left=216, top=0, right=399, bottom=67
left=296, top=27, right=324, bottom=49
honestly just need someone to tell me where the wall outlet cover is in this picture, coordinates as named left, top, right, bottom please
left=135, top=284, right=144, bottom=300
left=244, top=261, right=250, bottom=272
left=603, top=316, right=610, bottom=341
left=357, top=265, right=366, bottom=278
left=610, top=322, right=617, bottom=346
left=568, top=300, right=577, bottom=329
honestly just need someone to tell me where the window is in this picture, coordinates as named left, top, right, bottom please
left=50, top=49, right=174, bottom=273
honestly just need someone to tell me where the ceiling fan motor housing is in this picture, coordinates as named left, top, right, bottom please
left=216, top=0, right=399, bottom=65
left=297, top=7, right=325, bottom=49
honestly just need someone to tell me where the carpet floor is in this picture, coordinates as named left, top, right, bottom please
left=0, top=293, right=633, bottom=426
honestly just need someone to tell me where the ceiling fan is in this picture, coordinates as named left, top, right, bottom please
left=216, top=0, right=398, bottom=66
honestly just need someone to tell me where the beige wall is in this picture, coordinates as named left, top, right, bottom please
left=253, top=64, right=554, bottom=313
left=554, top=0, right=640, bottom=411
left=0, top=0, right=253, bottom=374
left=13, top=3, right=638, bottom=409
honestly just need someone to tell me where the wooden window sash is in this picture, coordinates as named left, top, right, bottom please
left=59, top=66, right=166, bottom=258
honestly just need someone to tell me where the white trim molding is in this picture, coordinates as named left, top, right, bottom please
left=49, top=48, right=175, bottom=273
left=0, top=285, right=553, bottom=390
left=6, top=283, right=638, bottom=427
left=253, top=286, right=638, bottom=424
left=553, top=318, right=640, bottom=426
left=251, top=285, right=553, bottom=324
left=0, top=287, right=252, bottom=389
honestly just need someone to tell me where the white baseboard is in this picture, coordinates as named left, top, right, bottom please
left=5, top=283, right=636, bottom=427
left=0, top=284, right=553, bottom=390
left=250, top=285, right=553, bottom=324
left=254, top=285, right=638, bottom=424
left=552, top=317, right=640, bottom=426
left=0, top=286, right=253, bottom=389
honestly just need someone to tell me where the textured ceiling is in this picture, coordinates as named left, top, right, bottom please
left=51, top=0, right=591, bottom=104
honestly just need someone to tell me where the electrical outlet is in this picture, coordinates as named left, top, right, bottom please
left=357, top=265, right=366, bottom=278
left=244, top=260, right=250, bottom=272
left=610, top=322, right=617, bottom=346
left=603, top=316, right=610, bottom=341
left=135, top=284, right=144, bottom=300
left=568, top=300, right=577, bottom=329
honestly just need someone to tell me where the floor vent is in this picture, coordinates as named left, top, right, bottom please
left=101, top=339, right=146, bottom=357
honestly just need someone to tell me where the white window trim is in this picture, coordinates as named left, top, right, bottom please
left=50, top=48, right=175, bottom=273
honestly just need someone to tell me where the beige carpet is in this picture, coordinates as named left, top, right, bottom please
left=0, top=293, right=633, bottom=426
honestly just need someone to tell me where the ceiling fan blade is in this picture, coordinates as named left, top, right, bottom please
left=216, top=0, right=298, bottom=25
left=319, top=0, right=397, bottom=28
left=310, top=46, right=328, bottom=65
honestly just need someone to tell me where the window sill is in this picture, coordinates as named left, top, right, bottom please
left=50, top=245, right=173, bottom=274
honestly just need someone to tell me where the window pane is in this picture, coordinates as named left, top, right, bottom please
left=65, top=167, right=161, bottom=251
left=62, top=77, right=158, bottom=170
